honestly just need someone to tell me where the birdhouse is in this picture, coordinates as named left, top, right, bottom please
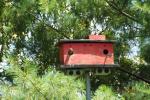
left=58, top=35, right=119, bottom=75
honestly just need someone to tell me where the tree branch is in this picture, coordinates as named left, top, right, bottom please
left=0, top=44, right=3, bottom=62
left=106, top=0, right=139, bottom=23
left=99, top=25, right=108, bottom=34
left=27, top=12, right=70, bottom=39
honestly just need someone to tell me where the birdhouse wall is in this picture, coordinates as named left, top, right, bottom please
left=59, top=43, right=114, bottom=66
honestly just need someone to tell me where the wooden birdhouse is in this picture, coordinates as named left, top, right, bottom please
left=58, top=35, right=119, bottom=75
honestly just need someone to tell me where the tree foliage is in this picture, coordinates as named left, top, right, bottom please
left=0, top=59, right=85, bottom=100
left=0, top=0, right=150, bottom=99
left=0, top=0, right=149, bottom=68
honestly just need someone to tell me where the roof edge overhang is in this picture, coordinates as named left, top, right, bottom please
left=59, top=39, right=116, bottom=44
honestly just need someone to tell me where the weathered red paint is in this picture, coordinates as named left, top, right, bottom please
left=59, top=35, right=115, bottom=67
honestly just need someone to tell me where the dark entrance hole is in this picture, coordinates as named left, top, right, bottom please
left=68, top=48, right=74, bottom=55
left=76, top=70, right=80, bottom=75
left=69, top=71, right=73, bottom=75
left=103, top=49, right=109, bottom=55
left=98, top=69, right=103, bottom=73
left=104, top=68, right=109, bottom=73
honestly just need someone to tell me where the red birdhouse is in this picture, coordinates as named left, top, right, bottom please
left=59, top=35, right=118, bottom=69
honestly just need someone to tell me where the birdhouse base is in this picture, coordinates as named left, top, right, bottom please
left=60, top=64, right=119, bottom=69
left=60, top=64, right=119, bottom=76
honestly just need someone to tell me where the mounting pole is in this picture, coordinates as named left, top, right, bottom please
left=86, top=72, right=91, bottom=100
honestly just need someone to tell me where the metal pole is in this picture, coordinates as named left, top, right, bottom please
left=86, top=73, right=91, bottom=100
